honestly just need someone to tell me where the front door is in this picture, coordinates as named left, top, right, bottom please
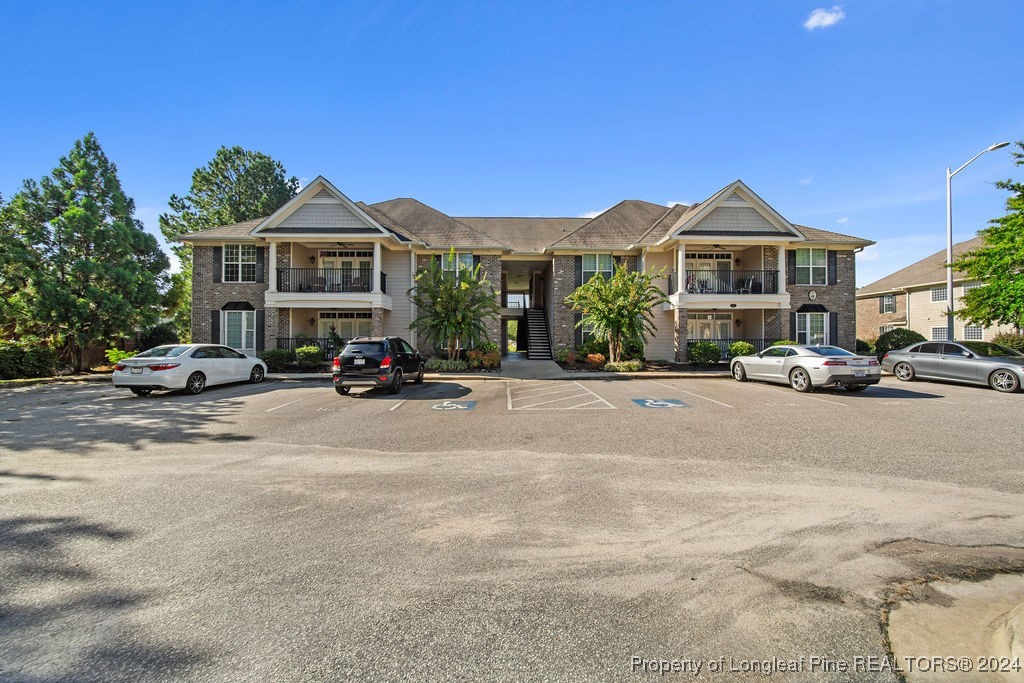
left=688, top=314, right=732, bottom=340
left=321, top=318, right=372, bottom=342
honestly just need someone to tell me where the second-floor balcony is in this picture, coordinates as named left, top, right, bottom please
left=668, top=269, right=780, bottom=296
left=276, top=268, right=387, bottom=294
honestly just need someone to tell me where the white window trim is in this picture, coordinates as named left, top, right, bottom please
left=881, top=293, right=896, bottom=313
left=962, top=325, right=984, bottom=341
left=930, top=326, right=948, bottom=341
left=223, top=244, right=257, bottom=283
left=795, top=248, right=827, bottom=286
left=582, top=253, right=614, bottom=281
left=930, top=286, right=947, bottom=302
left=441, top=252, right=474, bottom=275
left=223, top=310, right=256, bottom=350
left=795, top=312, right=828, bottom=345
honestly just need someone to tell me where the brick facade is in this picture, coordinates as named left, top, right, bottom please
left=856, top=292, right=907, bottom=342
left=784, top=249, right=858, bottom=350
left=192, top=245, right=268, bottom=347
left=550, top=255, right=577, bottom=353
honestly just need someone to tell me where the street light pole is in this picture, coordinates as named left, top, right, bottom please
left=945, top=141, right=1010, bottom=341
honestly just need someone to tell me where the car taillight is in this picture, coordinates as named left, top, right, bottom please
left=869, top=360, right=879, bottom=366
left=147, top=363, right=180, bottom=371
left=822, top=360, right=847, bottom=366
left=379, top=356, right=392, bottom=370
left=115, top=363, right=126, bottom=371
left=882, top=352, right=889, bottom=361
left=332, top=356, right=340, bottom=370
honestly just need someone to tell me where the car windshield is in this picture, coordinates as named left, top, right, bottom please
left=342, top=342, right=385, bottom=356
left=135, top=345, right=191, bottom=358
left=959, top=341, right=1024, bottom=357
left=806, top=346, right=854, bottom=357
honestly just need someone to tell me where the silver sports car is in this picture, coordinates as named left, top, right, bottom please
left=880, top=340, right=1024, bottom=393
left=730, top=345, right=881, bottom=392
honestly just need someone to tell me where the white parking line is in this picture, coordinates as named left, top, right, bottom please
left=646, top=380, right=734, bottom=408
left=389, top=399, right=407, bottom=412
left=266, top=397, right=308, bottom=412
left=507, top=381, right=615, bottom=410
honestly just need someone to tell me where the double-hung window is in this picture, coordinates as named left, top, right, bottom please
left=224, top=310, right=256, bottom=349
left=442, top=252, right=474, bottom=276
left=582, top=254, right=613, bottom=281
left=223, top=244, right=257, bottom=283
left=795, top=248, right=827, bottom=285
left=795, top=312, right=827, bottom=345
left=880, top=293, right=896, bottom=313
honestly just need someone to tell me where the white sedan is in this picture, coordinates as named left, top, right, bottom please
left=112, top=344, right=267, bottom=396
left=730, top=344, right=880, bottom=392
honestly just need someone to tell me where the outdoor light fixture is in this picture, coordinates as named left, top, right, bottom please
left=308, top=317, right=316, bottom=326
left=945, top=141, right=1010, bottom=340
left=309, top=255, right=316, bottom=264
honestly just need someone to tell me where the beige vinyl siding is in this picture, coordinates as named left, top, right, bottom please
left=906, top=284, right=1015, bottom=341
left=381, top=248, right=412, bottom=338
left=644, top=251, right=675, bottom=361
left=278, top=201, right=368, bottom=229
left=685, top=206, right=786, bottom=234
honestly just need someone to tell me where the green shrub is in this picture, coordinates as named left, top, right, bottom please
left=772, top=339, right=798, bottom=346
left=688, top=341, right=722, bottom=366
left=466, top=349, right=483, bottom=369
left=261, top=348, right=295, bottom=372
left=555, top=348, right=572, bottom=363
left=577, top=339, right=608, bottom=358
left=137, top=322, right=179, bottom=350
left=856, top=338, right=874, bottom=355
left=425, top=357, right=468, bottom=372
left=728, top=341, right=756, bottom=358
left=0, top=340, right=57, bottom=379
left=992, top=332, right=1024, bottom=352
left=295, top=345, right=323, bottom=370
left=478, top=341, right=500, bottom=354
left=105, top=349, right=137, bottom=364
left=874, top=328, right=926, bottom=357
left=604, top=359, right=643, bottom=372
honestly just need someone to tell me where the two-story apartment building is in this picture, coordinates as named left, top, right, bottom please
left=180, top=177, right=872, bottom=361
left=856, top=236, right=1015, bottom=342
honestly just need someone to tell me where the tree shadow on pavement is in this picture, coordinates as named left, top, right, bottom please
left=0, top=516, right=211, bottom=681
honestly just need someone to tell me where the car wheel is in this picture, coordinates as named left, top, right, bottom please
left=249, top=365, right=265, bottom=383
left=130, top=388, right=153, bottom=396
left=893, top=362, right=915, bottom=382
left=414, top=363, right=425, bottom=384
left=335, top=386, right=350, bottom=396
left=789, top=367, right=812, bottom=393
left=387, top=369, right=403, bottom=395
left=844, top=384, right=868, bottom=392
left=989, top=369, right=1020, bottom=393
left=185, top=372, right=206, bottom=395
left=731, top=362, right=747, bottom=382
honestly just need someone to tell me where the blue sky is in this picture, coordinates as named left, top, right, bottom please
left=1, top=1, right=1020, bottom=286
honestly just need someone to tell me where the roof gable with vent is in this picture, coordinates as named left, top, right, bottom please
left=659, top=180, right=804, bottom=244
left=252, top=176, right=390, bottom=237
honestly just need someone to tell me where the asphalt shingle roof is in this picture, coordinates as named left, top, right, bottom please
left=857, top=235, right=984, bottom=296
left=172, top=218, right=265, bottom=241
left=550, top=200, right=672, bottom=250
left=369, top=198, right=511, bottom=249
left=456, top=217, right=590, bottom=253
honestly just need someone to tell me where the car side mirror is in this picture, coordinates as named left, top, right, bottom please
left=962, top=351, right=973, bottom=358
left=756, top=351, right=764, bottom=358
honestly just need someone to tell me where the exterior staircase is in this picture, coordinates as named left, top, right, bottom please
left=525, top=308, right=552, bottom=360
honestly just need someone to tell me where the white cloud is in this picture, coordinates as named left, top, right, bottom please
left=804, top=6, right=845, bottom=30
left=579, top=206, right=611, bottom=219
left=800, top=176, right=813, bottom=185
left=665, top=200, right=690, bottom=208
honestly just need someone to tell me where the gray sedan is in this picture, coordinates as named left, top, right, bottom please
left=881, top=340, right=1024, bottom=393
left=730, top=345, right=881, bottom=392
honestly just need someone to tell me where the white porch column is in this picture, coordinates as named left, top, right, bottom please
left=777, top=246, right=787, bottom=294
left=372, top=242, right=382, bottom=293
left=268, top=242, right=277, bottom=292
left=676, top=244, right=686, bottom=294
left=409, top=250, right=417, bottom=346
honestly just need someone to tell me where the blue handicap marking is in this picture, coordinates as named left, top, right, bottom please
left=431, top=400, right=477, bottom=411
left=632, top=398, right=687, bottom=409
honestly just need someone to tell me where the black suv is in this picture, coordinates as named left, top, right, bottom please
left=332, top=337, right=425, bottom=395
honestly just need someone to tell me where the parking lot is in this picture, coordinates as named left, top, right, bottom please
left=2, top=375, right=1023, bottom=681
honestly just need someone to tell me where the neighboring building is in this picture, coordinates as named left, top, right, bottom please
left=856, top=236, right=1015, bottom=342
left=179, top=177, right=872, bottom=362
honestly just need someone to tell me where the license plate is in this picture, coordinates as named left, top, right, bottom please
left=854, top=371, right=865, bottom=377
left=130, top=367, right=143, bottom=375
left=354, top=358, right=365, bottom=366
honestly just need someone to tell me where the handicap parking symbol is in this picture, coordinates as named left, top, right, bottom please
left=431, top=400, right=477, bottom=411
left=632, top=398, right=687, bottom=409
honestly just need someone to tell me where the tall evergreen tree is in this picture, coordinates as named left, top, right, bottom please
left=954, top=141, right=1024, bottom=332
left=159, top=146, right=298, bottom=340
left=2, top=132, right=169, bottom=369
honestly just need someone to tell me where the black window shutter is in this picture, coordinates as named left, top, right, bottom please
left=574, top=312, right=583, bottom=347
left=255, top=310, right=265, bottom=351
left=256, top=247, right=266, bottom=283
left=879, top=296, right=885, bottom=313
left=786, top=250, right=796, bottom=286
left=789, top=312, right=797, bottom=342
left=473, top=255, right=481, bottom=269
left=829, top=311, right=839, bottom=346
left=827, top=251, right=838, bottom=285
left=211, top=311, right=220, bottom=344
left=574, top=256, right=583, bottom=288
left=213, top=247, right=222, bottom=283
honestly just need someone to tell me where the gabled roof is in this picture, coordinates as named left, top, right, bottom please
left=857, top=235, right=983, bottom=296
left=369, top=198, right=511, bottom=249
left=456, top=217, right=589, bottom=253
left=175, top=218, right=265, bottom=241
left=656, top=180, right=804, bottom=244
left=253, top=176, right=391, bottom=237
left=794, top=225, right=874, bottom=247
left=549, top=200, right=671, bottom=250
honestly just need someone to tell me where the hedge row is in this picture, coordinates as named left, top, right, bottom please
left=0, top=341, right=57, bottom=379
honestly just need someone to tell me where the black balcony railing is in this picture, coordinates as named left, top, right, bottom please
left=666, top=269, right=779, bottom=295
left=277, top=268, right=387, bottom=294
left=276, top=337, right=341, bottom=361
left=686, top=337, right=786, bottom=360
